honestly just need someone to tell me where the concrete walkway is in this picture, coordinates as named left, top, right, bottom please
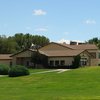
left=0, top=75, right=7, bottom=77
left=31, top=69, right=70, bottom=75
left=57, top=69, right=70, bottom=73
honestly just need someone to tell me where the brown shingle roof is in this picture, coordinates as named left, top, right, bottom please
left=44, top=42, right=73, bottom=50
left=40, top=50, right=85, bottom=57
left=60, top=43, right=98, bottom=50
left=10, top=49, right=36, bottom=57
left=0, top=54, right=12, bottom=60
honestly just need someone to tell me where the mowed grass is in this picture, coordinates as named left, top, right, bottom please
left=0, top=67, right=100, bottom=100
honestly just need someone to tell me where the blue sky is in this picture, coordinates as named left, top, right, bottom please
left=0, top=0, right=100, bottom=42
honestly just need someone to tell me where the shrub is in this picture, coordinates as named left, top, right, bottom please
left=0, top=64, right=9, bottom=75
left=8, top=65, right=30, bottom=77
left=72, top=55, right=81, bottom=68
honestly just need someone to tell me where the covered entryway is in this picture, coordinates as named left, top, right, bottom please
left=16, top=57, right=32, bottom=66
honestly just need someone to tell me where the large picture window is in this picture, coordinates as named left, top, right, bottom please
left=55, top=60, right=59, bottom=66
left=49, top=60, right=54, bottom=66
left=60, top=60, right=65, bottom=66
left=80, top=58, right=87, bottom=66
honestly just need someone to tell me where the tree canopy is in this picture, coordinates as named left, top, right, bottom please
left=0, top=33, right=50, bottom=54
left=86, top=37, right=100, bottom=49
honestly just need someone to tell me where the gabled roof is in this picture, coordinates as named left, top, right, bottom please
left=10, top=49, right=36, bottom=57
left=59, top=43, right=98, bottom=50
left=49, top=42, right=98, bottom=50
left=39, top=50, right=90, bottom=57
left=69, top=44, right=98, bottom=50
left=43, top=42, right=74, bottom=50
left=0, top=54, right=12, bottom=60
left=10, top=42, right=98, bottom=57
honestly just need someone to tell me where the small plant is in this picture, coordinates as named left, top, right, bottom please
left=0, top=64, right=9, bottom=75
left=8, top=65, right=30, bottom=77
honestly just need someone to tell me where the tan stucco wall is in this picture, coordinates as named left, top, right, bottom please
left=91, top=59, right=99, bottom=66
left=80, top=52, right=91, bottom=66
left=39, top=43, right=72, bottom=51
left=88, top=49, right=98, bottom=58
left=88, top=49, right=100, bottom=66
left=12, top=56, right=16, bottom=66
left=48, top=51, right=91, bottom=67
left=0, top=59, right=11, bottom=66
left=12, top=50, right=33, bottom=66
left=48, top=57, right=74, bottom=66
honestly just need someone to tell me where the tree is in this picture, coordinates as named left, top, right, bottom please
left=87, top=37, right=100, bottom=49
left=31, top=51, right=42, bottom=68
left=24, top=33, right=33, bottom=49
left=14, top=33, right=25, bottom=50
left=72, top=55, right=81, bottom=68
left=31, top=44, right=48, bottom=68
left=0, top=33, right=50, bottom=54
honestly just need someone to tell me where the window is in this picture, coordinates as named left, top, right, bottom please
left=55, top=60, right=59, bottom=66
left=49, top=60, right=54, bottom=66
left=60, top=60, right=65, bottom=66
left=98, top=53, right=100, bottom=59
left=80, top=58, right=87, bottom=66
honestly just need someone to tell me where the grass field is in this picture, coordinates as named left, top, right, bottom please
left=0, top=67, right=100, bottom=100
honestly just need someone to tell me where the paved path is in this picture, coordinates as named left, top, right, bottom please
left=31, top=69, right=70, bottom=75
left=57, top=69, right=70, bottom=73
left=0, top=75, right=7, bottom=77
left=0, top=69, right=70, bottom=77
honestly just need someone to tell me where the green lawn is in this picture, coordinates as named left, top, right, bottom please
left=0, top=67, right=100, bottom=100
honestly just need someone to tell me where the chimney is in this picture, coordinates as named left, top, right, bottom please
left=70, top=41, right=77, bottom=45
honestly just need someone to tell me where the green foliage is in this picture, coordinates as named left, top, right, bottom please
left=31, top=51, right=41, bottom=66
left=8, top=65, right=30, bottom=77
left=0, top=64, right=9, bottom=75
left=14, top=33, right=50, bottom=51
left=87, top=37, right=100, bottom=49
left=0, top=33, right=50, bottom=53
left=72, top=55, right=81, bottom=68
left=31, top=51, right=48, bottom=68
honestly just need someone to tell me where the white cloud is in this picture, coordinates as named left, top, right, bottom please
left=58, top=39, right=84, bottom=44
left=84, top=19, right=96, bottom=25
left=58, top=39, right=70, bottom=44
left=35, top=27, right=48, bottom=32
left=33, top=9, right=47, bottom=16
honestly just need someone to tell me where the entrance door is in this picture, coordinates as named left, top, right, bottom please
left=80, top=58, right=87, bottom=66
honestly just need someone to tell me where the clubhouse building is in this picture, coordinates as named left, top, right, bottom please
left=7, top=42, right=100, bottom=68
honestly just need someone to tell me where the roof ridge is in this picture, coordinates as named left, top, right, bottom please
left=51, top=42, right=74, bottom=50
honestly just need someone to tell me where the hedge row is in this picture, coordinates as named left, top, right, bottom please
left=0, top=64, right=30, bottom=77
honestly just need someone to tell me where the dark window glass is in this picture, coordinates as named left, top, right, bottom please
left=50, top=61, right=54, bottom=66
left=60, top=60, right=65, bottom=66
left=55, top=60, right=59, bottom=66
left=98, top=53, right=100, bottom=59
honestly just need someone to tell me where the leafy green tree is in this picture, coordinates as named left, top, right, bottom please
left=14, top=33, right=25, bottom=50
left=31, top=44, right=48, bottom=68
left=72, top=55, right=81, bottom=68
left=87, top=37, right=100, bottom=49
left=24, top=33, right=33, bottom=49
left=0, top=33, right=50, bottom=54
left=31, top=51, right=41, bottom=68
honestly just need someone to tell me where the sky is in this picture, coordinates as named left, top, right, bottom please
left=0, top=0, right=100, bottom=43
